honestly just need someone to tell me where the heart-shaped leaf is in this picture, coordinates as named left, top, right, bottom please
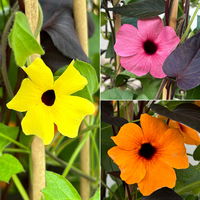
left=101, top=101, right=128, bottom=128
left=163, top=32, right=200, bottom=90
left=142, top=187, right=183, bottom=200
left=8, top=12, right=44, bottom=66
left=108, top=0, right=165, bottom=18
left=40, top=0, right=89, bottom=67
left=42, top=171, right=81, bottom=200
left=0, top=154, right=24, bottom=183
left=150, top=103, right=200, bottom=132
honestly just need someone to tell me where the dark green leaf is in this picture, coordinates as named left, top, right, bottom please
left=150, top=103, right=200, bottom=132
left=175, top=164, right=200, bottom=195
left=0, top=154, right=24, bottom=183
left=142, top=188, right=182, bottom=200
left=101, top=122, right=118, bottom=172
left=101, top=101, right=128, bottom=127
left=186, top=85, right=200, bottom=99
left=109, top=0, right=165, bottom=18
left=193, top=146, right=200, bottom=161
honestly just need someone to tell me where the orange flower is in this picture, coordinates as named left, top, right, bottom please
left=169, top=120, right=200, bottom=145
left=108, top=114, right=189, bottom=196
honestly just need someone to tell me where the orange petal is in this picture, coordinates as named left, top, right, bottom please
left=108, top=146, right=146, bottom=184
left=138, top=159, right=176, bottom=196
left=111, top=123, right=143, bottom=150
left=140, top=114, right=168, bottom=142
left=169, top=120, right=200, bottom=145
left=158, top=128, right=189, bottom=169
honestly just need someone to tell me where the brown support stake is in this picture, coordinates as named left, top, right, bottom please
left=113, top=0, right=121, bottom=74
left=162, top=0, right=178, bottom=100
left=24, top=0, right=46, bottom=200
left=73, top=1, right=90, bottom=200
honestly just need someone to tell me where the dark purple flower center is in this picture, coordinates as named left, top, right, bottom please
left=41, top=90, right=55, bottom=106
left=138, top=143, right=156, bottom=160
left=143, top=40, right=158, bottom=55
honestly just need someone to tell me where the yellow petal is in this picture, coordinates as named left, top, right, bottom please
left=7, top=78, right=42, bottom=112
left=21, top=104, right=54, bottom=145
left=54, top=60, right=88, bottom=95
left=52, top=95, right=95, bottom=138
left=138, top=159, right=176, bottom=196
left=22, top=58, right=54, bottom=90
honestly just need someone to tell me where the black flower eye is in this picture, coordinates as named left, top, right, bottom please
left=41, top=90, right=55, bottom=106
left=139, top=143, right=157, bottom=160
left=143, top=40, right=158, bottom=55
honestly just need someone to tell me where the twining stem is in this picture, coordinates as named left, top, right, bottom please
left=180, top=3, right=200, bottom=43
left=0, top=132, right=29, bottom=150
left=0, top=5, right=16, bottom=99
left=46, top=150, right=96, bottom=182
left=12, top=175, right=30, bottom=200
left=24, top=1, right=45, bottom=200
left=62, top=131, right=91, bottom=177
left=4, top=148, right=30, bottom=154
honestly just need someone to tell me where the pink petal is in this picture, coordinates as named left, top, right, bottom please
left=137, top=17, right=163, bottom=40
left=114, top=24, right=143, bottom=57
left=120, top=53, right=151, bottom=76
left=156, top=26, right=180, bottom=55
left=149, top=53, right=167, bottom=78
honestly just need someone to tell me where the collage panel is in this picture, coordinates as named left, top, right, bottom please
left=101, top=0, right=200, bottom=100
left=0, top=0, right=100, bottom=200
left=101, top=101, right=200, bottom=200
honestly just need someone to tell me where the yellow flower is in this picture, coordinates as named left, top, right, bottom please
left=7, top=58, right=95, bottom=145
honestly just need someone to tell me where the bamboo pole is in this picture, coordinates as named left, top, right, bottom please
left=73, top=1, right=90, bottom=200
left=24, top=1, right=46, bottom=200
left=113, top=0, right=121, bottom=74
left=162, top=0, right=179, bottom=99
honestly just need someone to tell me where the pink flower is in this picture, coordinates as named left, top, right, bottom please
left=114, top=17, right=180, bottom=78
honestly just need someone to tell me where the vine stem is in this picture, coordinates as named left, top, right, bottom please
left=12, top=175, right=30, bottom=200
left=180, top=3, right=200, bottom=43
left=73, top=1, right=90, bottom=199
left=24, top=0, right=45, bottom=200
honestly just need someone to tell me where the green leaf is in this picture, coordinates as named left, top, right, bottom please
left=0, top=123, right=19, bottom=153
left=90, top=188, right=100, bottom=200
left=8, top=11, right=44, bottom=66
left=73, top=60, right=99, bottom=101
left=42, top=171, right=81, bottom=200
left=109, top=0, right=165, bottom=18
left=101, top=122, right=118, bottom=172
left=193, top=146, right=200, bottom=161
left=175, top=164, right=200, bottom=195
left=101, top=88, right=135, bottom=100
left=186, top=85, right=200, bottom=99
left=0, top=154, right=24, bottom=183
